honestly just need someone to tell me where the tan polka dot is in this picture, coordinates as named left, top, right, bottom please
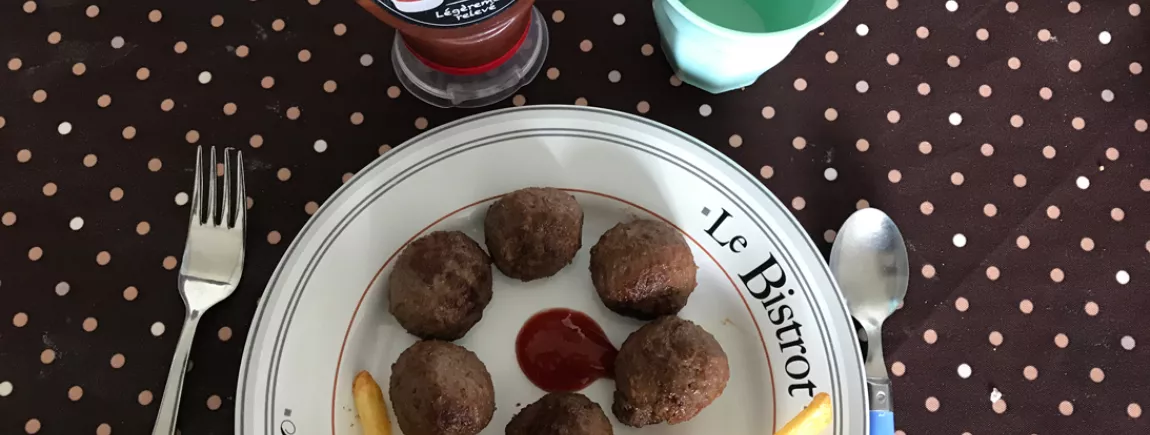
left=976, top=28, right=989, bottom=40
left=512, top=95, right=526, bottom=106
left=234, top=45, right=250, bottom=58
left=918, top=141, right=932, bottom=154
left=792, top=136, right=807, bottom=150
left=1043, top=146, right=1057, bottom=159
left=1133, top=62, right=1145, bottom=75
left=574, top=97, right=589, bottom=106
left=267, top=231, right=282, bottom=245
left=727, top=134, right=743, bottom=148
left=24, top=418, right=39, bottom=434
left=73, top=63, right=88, bottom=76
left=916, top=26, right=929, bottom=38
left=323, top=80, right=338, bottom=93
left=989, top=331, right=1004, bottom=346
left=13, top=312, right=28, bottom=327
left=304, top=201, right=320, bottom=215
left=1007, top=57, right=1021, bottom=70
left=248, top=135, right=264, bottom=149
left=546, top=67, right=560, bottom=80
left=218, top=326, right=233, bottom=341
left=174, top=41, right=187, bottom=53
left=955, top=297, right=969, bottom=312
left=1137, top=119, right=1148, bottom=132
left=1129, top=403, right=1142, bottom=418
left=32, top=89, right=47, bottom=103
left=1112, top=208, right=1126, bottom=221
left=68, top=385, right=84, bottom=401
left=96, top=423, right=111, bottom=435
left=109, top=187, right=124, bottom=201
left=1016, top=235, right=1031, bottom=249
left=925, top=396, right=940, bottom=412
left=82, top=317, right=98, bottom=332
left=1005, top=0, right=1019, bottom=12
left=1088, top=366, right=1104, bottom=382
left=950, top=172, right=964, bottom=186
left=984, top=204, right=999, bottom=217
left=415, top=117, right=429, bottom=129
left=260, top=76, right=276, bottom=89
left=1, top=211, right=15, bottom=226
left=824, top=51, right=838, bottom=63
left=824, top=108, right=838, bottom=121
left=222, top=102, right=238, bottom=116
left=147, top=158, right=162, bottom=172
left=160, top=99, right=175, bottom=111
left=1024, top=365, right=1038, bottom=380
left=761, top=106, right=775, bottom=119
left=135, top=67, right=151, bottom=81
left=349, top=112, right=365, bottom=125
left=185, top=130, right=200, bottom=144
left=1019, top=299, right=1033, bottom=314
left=272, top=18, right=286, bottom=31
left=978, top=143, right=995, bottom=156
left=579, top=39, right=593, bottom=52
left=1140, top=179, right=1150, bottom=192
left=17, top=149, right=31, bottom=163
left=985, top=266, right=1000, bottom=280
left=946, top=55, right=960, bottom=67
left=1037, top=29, right=1052, bottom=41
left=286, top=107, right=301, bottom=120
left=246, top=196, right=254, bottom=210
left=210, top=14, right=224, bottom=27
left=28, top=246, right=43, bottom=261
left=123, top=286, right=138, bottom=301
left=1069, top=59, right=1082, bottom=72
left=1055, top=333, right=1069, bottom=347
left=207, top=395, right=222, bottom=410
left=923, top=329, right=938, bottom=344
left=887, top=53, right=900, bottom=66
left=887, top=110, right=900, bottom=123
left=1013, top=174, right=1028, bottom=187
left=891, top=361, right=905, bottom=376
left=42, top=182, right=58, bottom=196
left=1072, top=117, right=1086, bottom=130
left=148, top=9, right=162, bottom=22
left=1106, top=147, right=1120, bottom=161
left=552, top=10, right=565, bottom=22
left=855, top=138, right=869, bottom=152
left=1080, top=237, right=1095, bottom=251
left=276, top=168, right=292, bottom=182
left=1051, top=267, right=1065, bottom=282
left=297, top=49, right=312, bottom=62
left=636, top=101, right=650, bottom=114
left=640, top=44, right=654, bottom=56
left=993, top=398, right=1008, bottom=414
left=669, top=75, right=683, bottom=87
left=110, top=353, right=125, bottom=368
left=793, top=78, right=807, bottom=91
left=1069, top=1, right=1081, bottom=13
left=921, top=264, right=937, bottom=279
left=920, top=201, right=934, bottom=216
left=40, top=348, right=55, bottom=364
left=917, top=83, right=931, bottom=96
left=378, top=144, right=392, bottom=155
left=887, top=0, right=898, bottom=9
left=1059, top=401, right=1074, bottom=416
left=47, top=31, right=61, bottom=44
left=162, top=256, right=178, bottom=270
left=887, top=170, right=902, bottom=183
left=8, top=57, right=22, bottom=71
left=759, top=166, right=774, bottom=179
left=791, top=197, right=806, bottom=211
left=138, top=390, right=153, bottom=405
left=96, top=251, right=111, bottom=265
left=333, top=23, right=347, bottom=36
left=85, top=4, right=99, bottom=17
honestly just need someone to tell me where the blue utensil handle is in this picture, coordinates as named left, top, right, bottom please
left=869, top=410, right=894, bottom=435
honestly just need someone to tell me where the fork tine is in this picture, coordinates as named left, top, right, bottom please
left=222, top=148, right=233, bottom=228
left=235, top=150, right=246, bottom=230
left=208, top=147, right=218, bottom=226
left=190, top=146, right=203, bottom=224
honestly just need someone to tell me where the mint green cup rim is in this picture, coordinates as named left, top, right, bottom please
left=663, top=0, right=851, bottom=38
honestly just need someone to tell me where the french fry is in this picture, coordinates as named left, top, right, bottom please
left=353, top=370, right=392, bottom=435
left=775, top=392, right=832, bottom=435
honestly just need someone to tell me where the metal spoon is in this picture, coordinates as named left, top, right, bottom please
left=829, top=208, right=909, bottom=435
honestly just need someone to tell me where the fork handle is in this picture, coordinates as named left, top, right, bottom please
left=151, top=312, right=202, bottom=435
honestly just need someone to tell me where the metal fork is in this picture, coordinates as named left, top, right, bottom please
left=152, top=146, right=247, bottom=435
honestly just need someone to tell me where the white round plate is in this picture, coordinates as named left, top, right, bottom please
left=236, top=106, right=866, bottom=435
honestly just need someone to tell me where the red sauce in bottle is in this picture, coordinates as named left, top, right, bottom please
left=515, top=308, right=618, bottom=392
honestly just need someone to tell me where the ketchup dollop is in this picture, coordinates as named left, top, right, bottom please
left=515, top=308, right=618, bottom=392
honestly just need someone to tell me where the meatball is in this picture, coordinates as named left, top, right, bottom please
left=506, top=392, right=614, bottom=435
left=389, top=231, right=493, bottom=340
left=484, top=187, right=583, bottom=281
left=589, top=220, right=698, bottom=320
left=612, top=316, right=729, bottom=427
left=389, top=341, right=496, bottom=435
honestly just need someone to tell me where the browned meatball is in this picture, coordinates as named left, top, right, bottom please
left=389, top=341, right=496, bottom=435
left=389, top=231, right=493, bottom=340
left=612, top=316, right=729, bottom=427
left=506, top=392, right=614, bottom=435
left=484, top=187, right=583, bottom=281
left=589, top=220, right=698, bottom=320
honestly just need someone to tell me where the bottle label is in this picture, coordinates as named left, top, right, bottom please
left=373, top=0, right=517, bottom=28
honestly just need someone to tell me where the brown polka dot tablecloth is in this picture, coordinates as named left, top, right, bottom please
left=2, top=0, right=1148, bottom=434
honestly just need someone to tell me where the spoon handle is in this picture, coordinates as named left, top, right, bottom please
left=869, top=410, right=894, bottom=435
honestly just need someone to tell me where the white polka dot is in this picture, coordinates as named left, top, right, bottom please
left=946, top=0, right=959, bottom=11
left=856, top=24, right=869, bottom=36
left=359, top=54, right=373, bottom=66
left=1099, top=31, right=1112, bottom=45
left=1121, top=335, right=1136, bottom=350
left=958, top=363, right=972, bottom=379
left=1102, top=89, right=1114, bottom=102
left=699, top=104, right=712, bottom=117
left=111, top=36, right=125, bottom=48
left=150, top=321, right=166, bottom=336
left=1117, top=270, right=1130, bottom=285
left=313, top=139, right=327, bottom=153
left=198, top=71, right=212, bottom=84
left=0, top=381, right=11, bottom=396
left=856, top=81, right=869, bottom=93
left=1076, top=176, right=1090, bottom=189
left=953, top=233, right=967, bottom=247
left=175, top=192, right=189, bottom=206
left=612, top=13, right=625, bottom=25
left=58, top=122, right=72, bottom=135
left=949, top=112, right=963, bottom=126
left=824, top=168, right=839, bottom=181
left=69, top=217, right=84, bottom=230
left=608, top=70, right=621, bottom=83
